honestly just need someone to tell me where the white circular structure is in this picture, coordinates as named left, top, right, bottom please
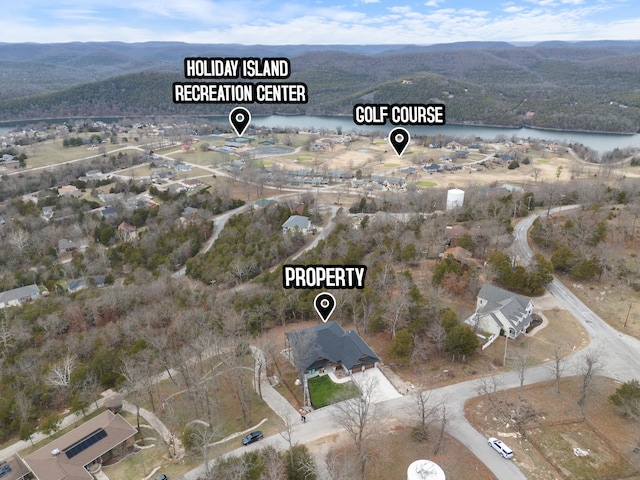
left=407, top=459, right=446, bottom=480
left=446, top=188, right=465, bottom=210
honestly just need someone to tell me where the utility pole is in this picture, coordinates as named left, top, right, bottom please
left=503, top=331, right=509, bottom=366
left=624, top=302, right=633, bottom=328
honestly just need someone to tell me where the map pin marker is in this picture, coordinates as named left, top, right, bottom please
left=314, top=292, right=336, bottom=323
left=389, top=127, right=410, bottom=157
left=229, top=106, right=251, bottom=137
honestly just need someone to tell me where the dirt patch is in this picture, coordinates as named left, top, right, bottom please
left=315, top=421, right=497, bottom=480
left=466, top=376, right=640, bottom=480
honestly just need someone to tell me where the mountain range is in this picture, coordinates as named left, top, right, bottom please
left=1, top=40, right=640, bottom=133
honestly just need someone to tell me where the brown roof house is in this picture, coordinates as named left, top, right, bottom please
left=22, top=410, right=137, bottom=480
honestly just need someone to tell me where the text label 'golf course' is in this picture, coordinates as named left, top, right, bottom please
left=353, top=103, right=446, bottom=126
left=174, top=57, right=308, bottom=104
left=283, top=265, right=367, bottom=289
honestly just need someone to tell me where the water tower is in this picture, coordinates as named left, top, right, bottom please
left=407, top=459, right=446, bottom=480
left=446, top=188, right=465, bottom=210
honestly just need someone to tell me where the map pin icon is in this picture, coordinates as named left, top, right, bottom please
left=314, top=292, right=336, bottom=323
left=389, top=127, right=410, bottom=157
left=229, top=106, right=251, bottom=137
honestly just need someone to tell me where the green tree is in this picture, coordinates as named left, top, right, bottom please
left=551, top=246, right=578, bottom=273
left=570, top=256, right=602, bottom=281
left=283, top=444, right=317, bottom=480
left=432, top=254, right=463, bottom=286
left=445, top=324, right=479, bottom=360
left=610, top=379, right=640, bottom=452
left=39, top=413, right=61, bottom=435
left=388, top=328, right=414, bottom=362
left=458, top=232, right=474, bottom=251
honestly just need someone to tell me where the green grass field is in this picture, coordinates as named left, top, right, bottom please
left=308, top=375, right=359, bottom=408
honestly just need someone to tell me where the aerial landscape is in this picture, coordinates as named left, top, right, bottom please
left=1, top=2, right=640, bottom=480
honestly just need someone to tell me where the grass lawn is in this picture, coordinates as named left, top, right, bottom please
left=383, top=163, right=401, bottom=168
left=308, top=375, right=359, bottom=408
left=417, top=181, right=438, bottom=187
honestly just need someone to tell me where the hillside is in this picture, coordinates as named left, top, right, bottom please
left=1, top=41, right=640, bottom=132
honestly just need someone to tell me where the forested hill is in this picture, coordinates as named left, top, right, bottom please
left=2, top=40, right=640, bottom=133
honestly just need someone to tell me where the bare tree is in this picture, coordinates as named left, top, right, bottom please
left=576, top=350, right=601, bottom=416
left=509, top=346, right=529, bottom=416
left=188, top=423, right=221, bottom=478
left=476, top=375, right=503, bottom=414
left=433, top=404, right=448, bottom=455
left=46, top=354, right=76, bottom=387
left=279, top=413, right=297, bottom=471
left=287, top=328, right=318, bottom=407
left=332, top=376, right=384, bottom=480
left=0, top=313, right=16, bottom=353
left=260, top=446, right=287, bottom=480
left=548, top=343, right=568, bottom=394
left=411, top=387, right=442, bottom=441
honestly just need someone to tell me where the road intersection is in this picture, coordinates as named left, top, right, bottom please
left=179, top=205, right=640, bottom=480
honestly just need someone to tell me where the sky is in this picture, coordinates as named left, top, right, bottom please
left=2, top=0, right=639, bottom=45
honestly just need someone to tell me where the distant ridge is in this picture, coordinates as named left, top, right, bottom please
left=1, top=41, right=639, bottom=133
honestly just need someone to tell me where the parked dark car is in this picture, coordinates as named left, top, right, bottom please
left=153, top=474, right=167, bottom=480
left=0, top=462, right=12, bottom=477
left=242, top=431, right=263, bottom=445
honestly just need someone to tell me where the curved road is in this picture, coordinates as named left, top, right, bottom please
left=178, top=205, right=640, bottom=480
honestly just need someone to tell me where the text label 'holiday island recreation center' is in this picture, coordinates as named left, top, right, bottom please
left=283, top=265, right=367, bottom=289
left=174, top=57, right=308, bottom=104
left=353, top=103, right=446, bottom=126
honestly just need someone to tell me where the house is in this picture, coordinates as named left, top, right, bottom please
left=0, top=453, right=30, bottom=480
left=67, top=275, right=106, bottom=293
left=57, top=185, right=81, bottom=197
left=117, top=222, right=137, bottom=242
left=100, top=206, right=118, bottom=220
left=423, top=163, right=443, bottom=173
left=285, top=321, right=379, bottom=377
left=0, top=284, right=41, bottom=309
left=41, top=206, right=55, bottom=221
left=282, top=215, right=311, bottom=235
left=58, top=239, right=81, bottom=254
left=444, top=225, right=469, bottom=247
left=441, top=246, right=483, bottom=269
left=21, top=410, right=137, bottom=480
left=182, top=178, right=204, bottom=189
left=470, top=284, right=534, bottom=339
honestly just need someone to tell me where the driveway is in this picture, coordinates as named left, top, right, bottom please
left=352, top=367, right=403, bottom=403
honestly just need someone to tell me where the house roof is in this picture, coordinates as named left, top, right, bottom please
left=22, top=411, right=136, bottom=480
left=1, top=453, right=30, bottom=480
left=477, top=284, right=532, bottom=335
left=445, top=225, right=469, bottom=238
left=285, top=322, right=379, bottom=372
left=0, top=284, right=39, bottom=306
left=282, top=215, right=310, bottom=230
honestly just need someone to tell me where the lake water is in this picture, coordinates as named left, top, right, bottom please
left=245, top=115, right=640, bottom=154
left=2, top=115, right=640, bottom=154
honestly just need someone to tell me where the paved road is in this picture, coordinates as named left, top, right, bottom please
left=179, top=206, right=640, bottom=480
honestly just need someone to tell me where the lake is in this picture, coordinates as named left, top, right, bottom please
left=2, top=115, right=640, bottom=154
left=244, top=115, right=640, bottom=154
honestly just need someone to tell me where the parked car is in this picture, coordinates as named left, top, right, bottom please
left=488, top=437, right=514, bottom=459
left=0, top=462, right=12, bottom=477
left=242, top=431, right=264, bottom=445
left=153, top=474, right=167, bottom=480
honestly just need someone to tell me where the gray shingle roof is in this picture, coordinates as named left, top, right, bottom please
left=477, top=284, right=532, bottom=335
left=285, top=322, right=379, bottom=373
left=282, top=215, right=310, bottom=230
